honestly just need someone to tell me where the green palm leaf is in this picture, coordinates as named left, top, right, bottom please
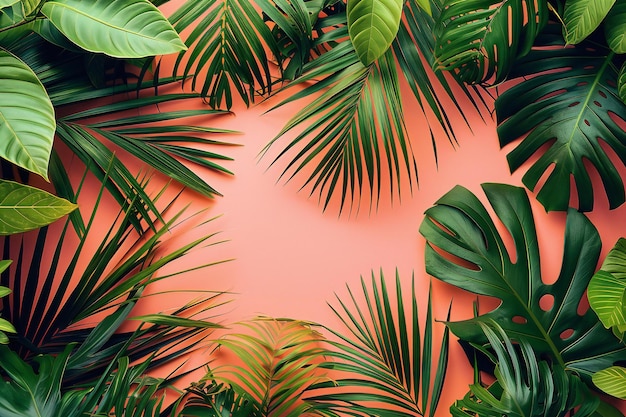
left=0, top=177, right=228, bottom=386
left=496, top=25, right=626, bottom=211
left=180, top=382, right=260, bottom=417
left=419, top=183, right=626, bottom=381
left=0, top=49, right=55, bottom=179
left=168, top=0, right=281, bottom=108
left=434, top=0, right=549, bottom=85
left=347, top=0, right=404, bottom=65
left=563, top=0, right=615, bottom=45
left=452, top=320, right=599, bottom=417
left=308, top=270, right=449, bottom=417
left=264, top=42, right=415, bottom=213
left=40, top=0, right=186, bottom=58
left=0, top=179, right=76, bottom=235
left=206, top=319, right=328, bottom=417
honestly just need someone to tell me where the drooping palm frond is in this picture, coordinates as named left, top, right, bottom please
left=307, top=270, right=450, bottom=417
left=168, top=0, right=283, bottom=109
left=452, top=320, right=600, bottom=417
left=7, top=33, right=236, bottom=232
left=180, top=381, right=261, bottom=417
left=260, top=0, right=490, bottom=214
left=190, top=318, right=328, bottom=417
left=0, top=173, right=229, bottom=387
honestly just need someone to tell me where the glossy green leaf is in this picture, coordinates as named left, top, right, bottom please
left=0, top=0, right=19, bottom=10
left=496, top=26, right=626, bottom=211
left=434, top=0, right=549, bottom=84
left=419, top=183, right=626, bottom=381
left=0, top=260, right=11, bottom=274
left=347, top=0, right=403, bottom=65
left=131, top=314, right=225, bottom=329
left=563, top=0, right=615, bottom=44
left=452, top=321, right=599, bottom=417
left=593, top=366, right=626, bottom=399
left=416, top=0, right=430, bottom=15
left=0, top=50, right=54, bottom=179
left=0, top=318, right=15, bottom=333
left=181, top=382, right=259, bottom=417
left=605, top=1, right=626, bottom=53
left=40, top=0, right=187, bottom=58
left=588, top=238, right=626, bottom=334
left=0, top=180, right=77, bottom=235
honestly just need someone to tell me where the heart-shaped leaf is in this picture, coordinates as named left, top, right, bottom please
left=419, top=183, right=626, bottom=380
left=496, top=26, right=626, bottom=211
left=0, top=180, right=77, bottom=235
left=347, top=0, right=403, bottom=65
left=563, top=0, right=615, bottom=44
left=0, top=50, right=54, bottom=179
left=41, top=0, right=187, bottom=58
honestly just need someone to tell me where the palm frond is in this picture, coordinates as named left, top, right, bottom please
left=168, top=0, right=282, bottom=109
left=202, top=318, right=328, bottom=417
left=307, top=270, right=450, bottom=417
left=0, top=174, right=229, bottom=387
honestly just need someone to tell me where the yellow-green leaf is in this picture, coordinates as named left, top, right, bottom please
left=589, top=238, right=626, bottom=331
left=41, top=0, right=187, bottom=58
left=0, top=50, right=55, bottom=179
left=131, top=314, right=225, bottom=329
left=593, top=366, right=626, bottom=399
left=563, top=0, right=615, bottom=44
left=0, top=180, right=77, bottom=235
left=347, top=0, right=403, bottom=65
left=605, top=0, right=626, bottom=53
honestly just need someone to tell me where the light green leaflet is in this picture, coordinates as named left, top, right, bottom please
left=0, top=50, right=55, bottom=179
left=347, top=0, right=403, bottom=65
left=0, top=180, right=77, bottom=235
left=41, top=0, right=187, bottom=58
left=563, top=0, right=615, bottom=44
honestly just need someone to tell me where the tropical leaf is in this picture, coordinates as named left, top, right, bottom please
left=347, top=0, right=403, bottom=65
left=0, top=177, right=228, bottom=386
left=0, top=0, right=18, bottom=10
left=588, top=238, right=626, bottom=335
left=605, top=0, right=626, bottom=53
left=20, top=0, right=41, bottom=15
left=0, top=179, right=76, bottom=235
left=419, top=183, right=626, bottom=381
left=168, top=0, right=281, bottom=108
left=496, top=25, right=626, bottom=211
left=263, top=42, right=415, bottom=213
left=206, top=318, right=328, bottom=417
left=180, top=381, right=261, bottom=417
left=434, top=0, right=549, bottom=85
left=593, top=366, right=626, bottom=399
left=619, top=62, right=626, bottom=103
left=40, top=0, right=186, bottom=58
left=307, top=270, right=450, bottom=417
left=563, top=0, right=615, bottom=44
left=451, top=320, right=599, bottom=417
left=0, top=261, right=14, bottom=344
left=0, top=49, right=55, bottom=179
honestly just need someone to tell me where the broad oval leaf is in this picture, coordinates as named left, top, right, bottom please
left=605, top=1, right=626, bottom=53
left=434, top=0, right=549, bottom=85
left=347, top=0, right=403, bottom=65
left=40, top=0, right=187, bottom=58
left=496, top=26, right=626, bottom=212
left=0, top=0, right=19, bottom=10
left=563, top=0, right=615, bottom=44
left=419, top=183, right=626, bottom=380
left=0, top=50, right=54, bottom=179
left=0, top=180, right=77, bottom=235
left=588, top=238, right=626, bottom=333
left=593, top=366, right=626, bottom=399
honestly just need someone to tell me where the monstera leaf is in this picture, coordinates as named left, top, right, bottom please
left=496, top=26, right=626, bottom=211
left=419, top=183, right=626, bottom=381
left=434, top=0, right=548, bottom=85
left=451, top=321, right=599, bottom=417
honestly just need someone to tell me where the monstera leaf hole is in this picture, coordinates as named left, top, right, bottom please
left=539, top=293, right=554, bottom=311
